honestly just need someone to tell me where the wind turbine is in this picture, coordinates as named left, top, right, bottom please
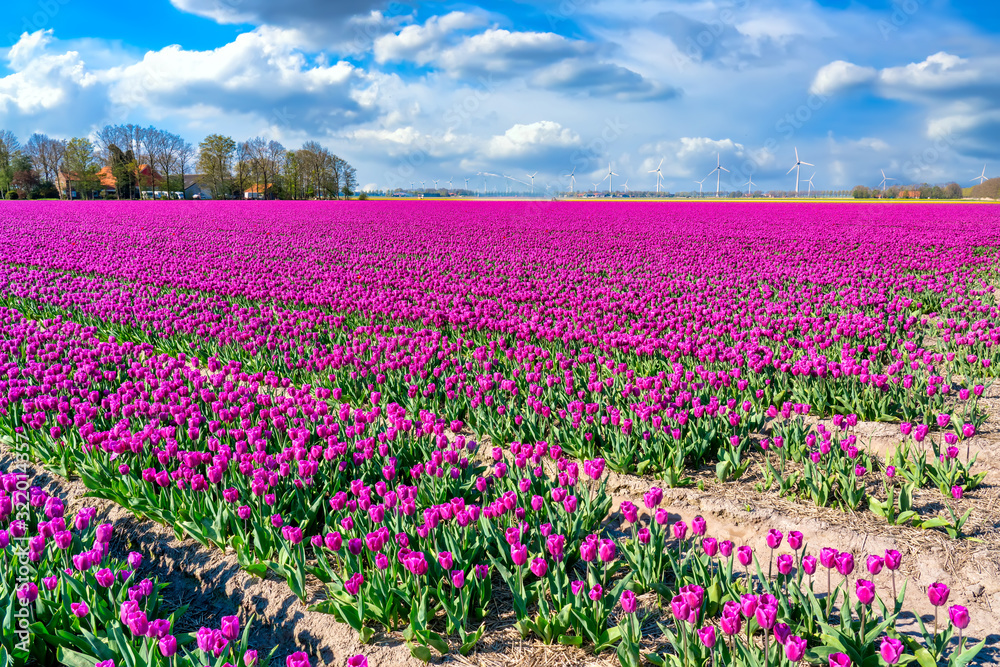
left=879, top=169, right=895, bottom=193
left=621, top=179, right=629, bottom=195
left=420, top=180, right=426, bottom=191
left=527, top=172, right=537, bottom=194
left=447, top=178, right=453, bottom=191
left=464, top=177, right=469, bottom=191
left=805, top=173, right=816, bottom=196
left=786, top=147, right=813, bottom=195
left=601, top=162, right=618, bottom=194
left=482, top=171, right=502, bottom=195
left=972, top=165, right=988, bottom=185
left=409, top=181, right=414, bottom=191
left=695, top=177, right=707, bottom=197
left=648, top=158, right=665, bottom=193
left=744, top=175, right=755, bottom=197
left=564, top=167, right=577, bottom=194
left=433, top=179, right=440, bottom=190
left=709, top=153, right=729, bottom=197
left=592, top=181, right=600, bottom=194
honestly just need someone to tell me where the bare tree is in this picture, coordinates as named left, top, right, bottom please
left=263, top=140, right=286, bottom=199
left=25, top=134, right=66, bottom=184
left=148, top=129, right=186, bottom=196
left=0, top=130, right=21, bottom=197
left=235, top=140, right=253, bottom=197
left=298, top=141, right=325, bottom=198
left=242, top=137, right=286, bottom=199
left=96, top=124, right=142, bottom=198
left=178, top=140, right=195, bottom=198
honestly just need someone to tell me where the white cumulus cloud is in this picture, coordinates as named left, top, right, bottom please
left=484, top=121, right=580, bottom=159
left=373, top=12, right=486, bottom=65
left=810, top=60, right=877, bottom=96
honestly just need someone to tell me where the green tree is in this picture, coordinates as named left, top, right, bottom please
left=108, top=145, right=137, bottom=199
left=970, top=177, right=1000, bottom=199
left=11, top=153, right=39, bottom=198
left=63, top=138, right=101, bottom=199
left=197, top=134, right=236, bottom=199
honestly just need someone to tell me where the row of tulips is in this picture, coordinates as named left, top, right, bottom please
left=610, top=506, right=985, bottom=667
left=749, top=410, right=984, bottom=536
left=0, top=474, right=267, bottom=667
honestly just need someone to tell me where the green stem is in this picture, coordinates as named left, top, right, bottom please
left=933, top=606, right=939, bottom=656
left=681, top=621, right=689, bottom=667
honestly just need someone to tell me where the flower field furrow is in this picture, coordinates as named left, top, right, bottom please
left=0, top=201, right=997, bottom=667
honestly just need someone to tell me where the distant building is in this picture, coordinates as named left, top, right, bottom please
left=184, top=175, right=213, bottom=199
left=57, top=164, right=163, bottom=199
left=244, top=183, right=273, bottom=200
left=130, top=164, right=164, bottom=192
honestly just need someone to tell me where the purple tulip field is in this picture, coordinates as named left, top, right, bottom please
left=1, top=200, right=998, bottom=667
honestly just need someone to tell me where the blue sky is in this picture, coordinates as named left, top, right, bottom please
left=1, top=0, right=998, bottom=192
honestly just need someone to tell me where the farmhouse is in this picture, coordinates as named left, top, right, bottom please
left=244, top=183, right=274, bottom=199
left=56, top=164, right=164, bottom=199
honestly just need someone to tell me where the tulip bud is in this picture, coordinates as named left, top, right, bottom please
left=878, top=637, right=903, bottom=664
left=835, top=552, right=855, bottom=576
left=159, top=635, right=178, bottom=658
left=829, top=652, right=852, bottom=667
left=948, top=604, right=969, bottom=629
left=737, top=545, right=753, bottom=567
left=765, top=529, right=782, bottom=549
left=620, top=589, right=638, bottom=614
left=220, top=615, right=240, bottom=641
left=702, top=537, right=718, bottom=557
left=785, top=635, right=807, bottom=662
left=787, top=530, right=803, bottom=550
left=855, top=579, right=875, bottom=606
left=927, top=582, right=950, bottom=606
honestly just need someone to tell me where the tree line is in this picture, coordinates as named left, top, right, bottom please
left=0, top=125, right=357, bottom=200
left=969, top=178, right=999, bottom=200
left=851, top=182, right=963, bottom=199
